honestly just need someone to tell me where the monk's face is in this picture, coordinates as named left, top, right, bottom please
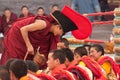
left=47, top=52, right=57, bottom=70
left=53, top=25, right=63, bottom=36
left=37, top=9, right=44, bottom=16
left=51, top=6, right=59, bottom=13
left=22, top=7, right=29, bottom=16
left=4, top=10, right=11, bottom=18
left=57, top=42, right=66, bottom=49
left=89, top=47, right=101, bottom=61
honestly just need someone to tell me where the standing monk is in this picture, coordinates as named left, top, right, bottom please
left=0, top=6, right=92, bottom=65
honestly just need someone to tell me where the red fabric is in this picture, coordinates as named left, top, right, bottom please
left=0, top=16, right=60, bottom=65
left=51, top=64, right=66, bottom=76
left=1, top=12, right=17, bottom=35
left=118, top=65, right=120, bottom=80
left=37, top=73, right=56, bottom=80
left=54, top=70, right=77, bottom=80
left=0, top=16, right=2, bottom=32
left=80, top=56, right=107, bottom=80
left=67, top=60, right=77, bottom=69
left=98, top=56, right=119, bottom=76
left=62, top=6, right=92, bottom=39
left=67, top=66, right=90, bottom=80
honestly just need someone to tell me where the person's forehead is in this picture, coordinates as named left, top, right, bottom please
left=57, top=42, right=64, bottom=45
left=90, top=47, right=96, bottom=51
left=48, top=52, right=53, bottom=57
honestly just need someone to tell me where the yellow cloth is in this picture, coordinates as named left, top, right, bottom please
left=36, top=70, right=42, bottom=74
left=79, top=61, right=86, bottom=67
left=101, top=61, right=111, bottom=75
left=20, top=76, right=28, bottom=80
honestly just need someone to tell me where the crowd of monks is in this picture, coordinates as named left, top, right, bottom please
left=0, top=5, right=59, bottom=36
left=0, top=4, right=120, bottom=80
left=0, top=38, right=120, bottom=80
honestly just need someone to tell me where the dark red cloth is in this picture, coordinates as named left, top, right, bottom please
left=67, top=66, right=90, bottom=80
left=0, top=16, right=60, bottom=65
left=1, top=12, right=17, bottom=35
left=0, top=16, right=2, bottom=32
left=19, top=13, right=35, bottom=18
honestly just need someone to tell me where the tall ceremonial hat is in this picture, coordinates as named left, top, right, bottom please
left=51, top=5, right=92, bottom=39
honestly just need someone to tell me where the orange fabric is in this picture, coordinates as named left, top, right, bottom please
left=20, top=76, right=28, bottom=80
left=51, top=64, right=66, bottom=76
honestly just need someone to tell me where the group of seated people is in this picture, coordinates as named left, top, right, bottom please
left=0, top=38, right=120, bottom=80
left=0, top=4, right=59, bottom=36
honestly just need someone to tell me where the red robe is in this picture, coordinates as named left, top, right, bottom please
left=51, top=64, right=66, bottom=76
left=80, top=56, right=107, bottom=80
left=0, top=16, right=1, bottom=30
left=67, top=60, right=77, bottom=69
left=98, top=56, right=119, bottom=78
left=0, top=16, right=60, bottom=65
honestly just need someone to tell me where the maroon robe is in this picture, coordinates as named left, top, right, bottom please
left=0, top=16, right=60, bottom=65
left=0, top=16, right=2, bottom=31
left=1, top=12, right=17, bottom=35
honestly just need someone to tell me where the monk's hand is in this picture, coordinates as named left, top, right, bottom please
left=27, top=45, right=34, bottom=55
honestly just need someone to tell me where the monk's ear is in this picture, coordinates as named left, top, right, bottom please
left=9, top=70, right=15, bottom=80
left=55, top=58, right=60, bottom=64
left=98, top=51, right=102, bottom=56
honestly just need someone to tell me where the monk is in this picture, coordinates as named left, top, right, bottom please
left=37, top=7, right=47, bottom=17
left=0, top=6, right=92, bottom=65
left=0, top=15, right=61, bottom=65
left=1, top=8, right=17, bottom=35
left=89, top=44, right=119, bottom=79
left=19, top=5, right=34, bottom=18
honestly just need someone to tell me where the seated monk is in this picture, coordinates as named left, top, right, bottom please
left=79, top=56, right=107, bottom=80
left=47, top=49, right=66, bottom=76
left=89, top=44, right=118, bottom=79
left=62, top=48, right=77, bottom=69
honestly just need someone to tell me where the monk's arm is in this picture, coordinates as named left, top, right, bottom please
left=20, top=20, right=46, bottom=54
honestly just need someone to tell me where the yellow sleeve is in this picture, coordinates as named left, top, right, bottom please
left=36, top=70, right=42, bottom=74
left=101, top=62, right=111, bottom=75
left=20, top=76, right=28, bottom=80
left=79, top=61, right=86, bottom=67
